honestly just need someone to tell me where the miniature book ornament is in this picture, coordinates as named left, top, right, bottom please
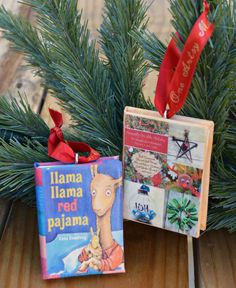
left=123, top=0, right=214, bottom=238
left=35, top=110, right=125, bottom=279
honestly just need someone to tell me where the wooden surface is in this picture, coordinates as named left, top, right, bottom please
left=0, top=200, right=12, bottom=240
left=0, top=2, right=187, bottom=288
left=0, top=203, right=188, bottom=288
left=198, top=230, right=236, bottom=288
left=0, top=0, right=45, bottom=238
left=0, top=1, right=235, bottom=288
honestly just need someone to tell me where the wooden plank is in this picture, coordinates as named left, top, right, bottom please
left=79, top=0, right=172, bottom=42
left=5, top=2, right=236, bottom=288
left=40, top=94, right=71, bottom=129
left=0, top=0, right=21, bottom=61
left=79, top=0, right=103, bottom=40
left=40, top=2, right=236, bottom=287
left=0, top=5, right=43, bottom=111
left=144, top=0, right=173, bottom=102
left=0, top=202, right=188, bottom=287
left=198, top=230, right=236, bottom=288
left=41, top=0, right=172, bottom=126
left=0, top=0, right=172, bottom=238
left=0, top=2, right=44, bottom=238
left=78, top=0, right=172, bottom=102
left=0, top=201, right=12, bottom=240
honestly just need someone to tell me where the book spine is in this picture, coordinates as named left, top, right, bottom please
left=35, top=166, right=48, bottom=279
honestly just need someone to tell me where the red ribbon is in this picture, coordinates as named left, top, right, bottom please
left=48, top=109, right=100, bottom=163
left=155, top=0, right=214, bottom=118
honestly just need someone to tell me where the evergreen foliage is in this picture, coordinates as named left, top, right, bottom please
left=0, top=0, right=151, bottom=155
left=0, top=0, right=235, bottom=230
left=0, top=95, right=49, bottom=144
left=0, top=96, right=50, bottom=203
left=0, top=0, right=151, bottom=203
left=135, top=0, right=236, bottom=231
left=0, top=139, right=51, bottom=204
left=100, top=0, right=153, bottom=120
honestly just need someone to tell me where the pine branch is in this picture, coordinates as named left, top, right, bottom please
left=0, top=1, right=121, bottom=154
left=132, top=30, right=167, bottom=71
left=0, top=95, right=100, bottom=205
left=27, top=0, right=153, bottom=152
left=2, top=0, right=234, bottom=232
left=100, top=0, right=153, bottom=126
left=0, top=6, right=55, bottom=79
left=0, top=0, right=152, bottom=155
left=0, top=95, right=49, bottom=144
left=0, top=96, right=51, bottom=204
left=137, top=0, right=236, bottom=230
left=0, top=0, right=153, bottom=205
left=0, top=139, right=51, bottom=205
left=208, top=164, right=236, bottom=232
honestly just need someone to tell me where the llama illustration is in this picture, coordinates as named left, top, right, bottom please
left=78, top=227, right=102, bottom=271
left=78, top=164, right=123, bottom=272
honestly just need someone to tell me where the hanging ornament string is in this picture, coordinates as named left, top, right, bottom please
left=48, top=109, right=100, bottom=163
left=155, top=0, right=214, bottom=118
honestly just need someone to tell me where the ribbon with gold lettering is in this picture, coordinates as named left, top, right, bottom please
left=48, top=109, right=100, bottom=163
left=155, top=0, right=214, bottom=118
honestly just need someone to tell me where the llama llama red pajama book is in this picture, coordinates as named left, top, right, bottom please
left=34, top=157, right=125, bottom=279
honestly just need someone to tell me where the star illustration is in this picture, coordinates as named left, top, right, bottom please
left=172, top=130, right=198, bottom=162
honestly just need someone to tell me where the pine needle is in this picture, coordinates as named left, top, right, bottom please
left=135, top=0, right=236, bottom=230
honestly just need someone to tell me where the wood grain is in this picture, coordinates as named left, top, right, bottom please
left=0, top=4, right=43, bottom=111
left=0, top=1, right=44, bottom=238
left=198, top=230, right=236, bottom=288
left=0, top=1, right=235, bottom=288
left=0, top=200, right=12, bottom=240
left=34, top=5, right=187, bottom=283
left=0, top=202, right=188, bottom=288
left=78, top=0, right=173, bottom=102
left=41, top=0, right=173, bottom=126
left=40, top=94, right=72, bottom=129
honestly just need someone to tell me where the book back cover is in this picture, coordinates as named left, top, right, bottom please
left=123, top=107, right=214, bottom=238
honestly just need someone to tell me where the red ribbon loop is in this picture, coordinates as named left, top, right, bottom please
left=48, top=109, right=100, bottom=163
left=155, top=1, right=214, bottom=118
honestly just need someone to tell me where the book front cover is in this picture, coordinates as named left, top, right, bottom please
left=35, top=157, right=125, bottom=279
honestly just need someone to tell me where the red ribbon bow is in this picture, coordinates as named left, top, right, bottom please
left=48, top=109, right=100, bottom=163
left=155, top=0, right=214, bottom=118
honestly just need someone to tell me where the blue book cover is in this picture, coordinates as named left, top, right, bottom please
left=34, top=157, right=125, bottom=279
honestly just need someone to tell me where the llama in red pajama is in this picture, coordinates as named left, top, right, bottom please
left=78, top=164, right=123, bottom=272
